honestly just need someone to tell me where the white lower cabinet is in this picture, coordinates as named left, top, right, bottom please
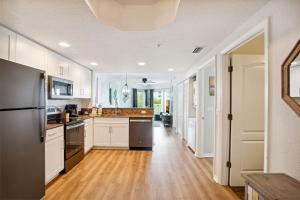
left=45, top=126, right=64, bottom=184
left=93, top=118, right=129, bottom=148
left=84, top=118, right=94, bottom=153
left=110, top=124, right=129, bottom=147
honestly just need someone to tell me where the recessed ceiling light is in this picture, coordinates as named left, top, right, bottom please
left=58, top=42, right=70, bottom=47
left=138, top=62, right=146, bottom=66
left=90, top=62, right=98, bottom=66
left=168, top=68, right=174, bottom=72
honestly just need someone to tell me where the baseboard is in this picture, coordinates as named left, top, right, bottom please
left=213, top=174, right=220, bottom=184
left=202, top=153, right=214, bottom=158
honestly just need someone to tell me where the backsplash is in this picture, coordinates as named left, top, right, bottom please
left=47, top=99, right=91, bottom=110
left=102, top=108, right=154, bottom=115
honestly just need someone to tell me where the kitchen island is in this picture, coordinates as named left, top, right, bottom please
left=92, top=108, right=154, bottom=150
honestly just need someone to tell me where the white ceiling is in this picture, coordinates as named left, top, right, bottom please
left=0, top=0, right=269, bottom=73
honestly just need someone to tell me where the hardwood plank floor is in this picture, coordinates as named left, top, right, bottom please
left=45, top=126, right=239, bottom=200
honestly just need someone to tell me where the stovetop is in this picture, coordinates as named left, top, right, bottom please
left=47, top=112, right=84, bottom=126
left=47, top=118, right=84, bottom=126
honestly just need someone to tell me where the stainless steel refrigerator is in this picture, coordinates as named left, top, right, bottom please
left=0, top=58, right=46, bottom=199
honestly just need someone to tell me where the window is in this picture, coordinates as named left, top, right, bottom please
left=154, top=91, right=162, bottom=115
left=137, top=90, right=146, bottom=108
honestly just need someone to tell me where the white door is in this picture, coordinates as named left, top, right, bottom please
left=110, top=124, right=129, bottom=147
left=230, top=55, right=265, bottom=186
left=183, top=80, right=189, bottom=141
left=93, top=123, right=111, bottom=146
left=176, top=83, right=184, bottom=138
left=202, top=65, right=215, bottom=156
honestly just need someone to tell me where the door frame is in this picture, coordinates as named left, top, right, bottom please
left=216, top=18, right=269, bottom=185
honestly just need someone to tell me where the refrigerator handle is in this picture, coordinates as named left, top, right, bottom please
left=39, top=109, right=46, bottom=143
left=40, top=73, right=46, bottom=108
left=40, top=73, right=46, bottom=143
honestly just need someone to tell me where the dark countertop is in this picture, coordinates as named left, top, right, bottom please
left=46, top=115, right=153, bottom=130
left=91, top=114, right=153, bottom=118
left=46, top=123, right=64, bottom=130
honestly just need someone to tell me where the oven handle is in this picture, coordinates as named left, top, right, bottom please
left=66, top=122, right=85, bottom=130
left=130, top=119, right=152, bottom=123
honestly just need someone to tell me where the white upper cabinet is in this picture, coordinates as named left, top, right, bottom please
left=16, top=35, right=46, bottom=71
left=70, top=63, right=92, bottom=99
left=0, top=26, right=16, bottom=61
left=46, top=51, right=70, bottom=79
left=0, top=28, right=10, bottom=60
left=0, top=25, right=92, bottom=99
left=80, top=67, right=92, bottom=98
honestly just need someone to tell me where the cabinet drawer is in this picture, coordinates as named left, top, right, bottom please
left=94, top=117, right=129, bottom=124
left=46, top=126, right=64, bottom=141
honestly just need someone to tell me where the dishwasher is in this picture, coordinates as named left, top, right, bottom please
left=129, top=118, right=153, bottom=150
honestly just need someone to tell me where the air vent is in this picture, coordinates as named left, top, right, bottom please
left=192, top=47, right=203, bottom=54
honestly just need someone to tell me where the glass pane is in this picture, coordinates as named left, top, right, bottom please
left=137, top=90, right=146, bottom=108
left=154, top=91, right=162, bottom=115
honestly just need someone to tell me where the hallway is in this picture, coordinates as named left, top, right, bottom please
left=45, top=127, right=239, bottom=200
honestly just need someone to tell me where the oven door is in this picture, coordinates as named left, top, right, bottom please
left=48, top=76, right=73, bottom=99
left=65, top=122, right=84, bottom=159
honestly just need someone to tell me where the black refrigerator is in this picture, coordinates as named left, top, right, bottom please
left=0, top=58, right=46, bottom=199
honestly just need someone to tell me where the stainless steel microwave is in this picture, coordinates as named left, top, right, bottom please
left=48, top=76, right=73, bottom=99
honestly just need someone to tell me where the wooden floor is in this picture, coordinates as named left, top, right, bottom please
left=45, top=126, right=239, bottom=200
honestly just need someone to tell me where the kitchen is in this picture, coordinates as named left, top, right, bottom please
left=0, top=25, right=156, bottom=198
left=1, top=0, right=300, bottom=199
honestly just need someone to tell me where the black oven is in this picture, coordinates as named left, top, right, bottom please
left=48, top=76, right=73, bottom=99
left=64, top=121, right=85, bottom=172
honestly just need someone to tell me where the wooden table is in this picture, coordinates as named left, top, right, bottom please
left=242, top=173, right=300, bottom=200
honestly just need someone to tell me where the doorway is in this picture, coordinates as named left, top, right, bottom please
left=227, top=33, right=266, bottom=191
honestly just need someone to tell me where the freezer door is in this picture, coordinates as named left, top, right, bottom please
left=0, top=109, right=45, bottom=199
left=0, top=58, right=45, bottom=110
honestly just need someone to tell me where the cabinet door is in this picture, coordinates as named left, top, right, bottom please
left=110, top=124, right=129, bottom=147
left=84, top=119, right=94, bottom=153
left=78, top=67, right=91, bottom=98
left=82, top=68, right=92, bottom=98
left=45, top=136, right=64, bottom=184
left=0, top=27, right=10, bottom=60
left=93, top=123, right=111, bottom=146
left=46, top=51, right=70, bottom=79
left=16, top=35, right=46, bottom=70
left=69, top=63, right=81, bottom=98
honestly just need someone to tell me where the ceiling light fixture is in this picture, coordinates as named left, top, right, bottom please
left=138, top=62, right=146, bottom=66
left=168, top=68, right=174, bottom=72
left=90, top=62, right=98, bottom=66
left=122, top=73, right=130, bottom=102
left=58, top=42, right=70, bottom=48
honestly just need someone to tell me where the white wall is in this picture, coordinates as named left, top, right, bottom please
left=186, top=0, right=300, bottom=181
